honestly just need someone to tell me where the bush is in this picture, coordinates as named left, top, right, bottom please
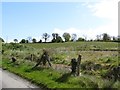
left=2, top=43, right=27, bottom=51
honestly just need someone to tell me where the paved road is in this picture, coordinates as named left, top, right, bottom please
left=0, top=69, right=40, bottom=89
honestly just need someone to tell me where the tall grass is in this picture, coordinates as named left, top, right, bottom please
left=2, top=42, right=119, bottom=89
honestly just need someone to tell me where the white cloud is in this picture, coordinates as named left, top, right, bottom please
left=52, top=0, right=119, bottom=40
left=87, top=0, right=118, bottom=20
left=84, top=0, right=118, bottom=36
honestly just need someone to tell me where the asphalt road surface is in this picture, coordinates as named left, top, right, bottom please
left=0, top=69, right=40, bottom=89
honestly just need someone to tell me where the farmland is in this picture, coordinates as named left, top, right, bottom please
left=1, top=42, right=120, bottom=89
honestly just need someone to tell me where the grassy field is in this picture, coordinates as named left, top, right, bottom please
left=1, top=42, right=120, bottom=89
left=23, top=42, right=118, bottom=50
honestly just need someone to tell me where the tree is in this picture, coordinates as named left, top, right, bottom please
left=14, top=39, right=18, bottom=43
left=38, top=39, right=42, bottom=43
left=77, top=37, right=85, bottom=41
left=42, top=33, right=50, bottom=42
left=51, top=33, right=63, bottom=43
left=20, top=39, right=26, bottom=43
left=51, top=38, right=56, bottom=43
left=63, top=32, right=71, bottom=42
left=32, top=38, right=37, bottom=43
left=71, top=34, right=77, bottom=41
left=55, top=33, right=59, bottom=38
left=52, top=33, right=56, bottom=43
left=56, top=36, right=63, bottom=43
left=52, top=33, right=56, bottom=39
left=102, top=33, right=111, bottom=41
left=0, top=37, right=4, bottom=42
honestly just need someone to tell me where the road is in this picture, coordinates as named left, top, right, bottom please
left=0, top=69, right=40, bottom=89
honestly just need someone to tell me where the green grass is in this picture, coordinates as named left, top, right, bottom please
left=23, top=42, right=118, bottom=51
left=2, top=59, right=102, bottom=89
left=2, top=58, right=120, bottom=89
left=2, top=42, right=120, bottom=89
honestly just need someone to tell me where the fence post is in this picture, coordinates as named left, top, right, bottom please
left=76, top=55, right=81, bottom=76
left=71, top=58, right=77, bottom=76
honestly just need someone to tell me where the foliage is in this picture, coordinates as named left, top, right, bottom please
left=63, top=32, right=71, bottom=42
left=2, top=43, right=27, bottom=51
left=20, top=39, right=29, bottom=43
left=77, top=37, right=85, bottom=42
left=20, top=39, right=26, bottom=43
left=102, top=33, right=111, bottom=41
left=38, top=39, right=42, bottom=43
left=32, top=38, right=37, bottom=43
left=52, top=33, right=63, bottom=43
left=42, top=33, right=50, bottom=42
left=14, top=39, right=18, bottom=43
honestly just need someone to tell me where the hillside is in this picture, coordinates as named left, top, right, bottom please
left=1, top=42, right=120, bottom=89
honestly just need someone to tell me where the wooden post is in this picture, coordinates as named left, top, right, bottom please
left=11, top=57, right=16, bottom=63
left=31, top=54, right=33, bottom=61
left=76, top=55, right=81, bottom=76
left=71, top=58, right=77, bottom=76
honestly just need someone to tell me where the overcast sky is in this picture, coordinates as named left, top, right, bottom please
left=1, top=0, right=119, bottom=42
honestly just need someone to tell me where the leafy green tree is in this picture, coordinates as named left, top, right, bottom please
left=32, top=38, right=37, bottom=43
left=42, top=33, right=50, bottom=42
left=38, top=39, right=42, bottom=43
left=51, top=33, right=63, bottom=43
left=56, top=36, right=63, bottom=43
left=63, top=32, right=71, bottom=42
left=51, top=38, right=56, bottom=43
left=20, top=39, right=26, bottom=43
left=52, top=33, right=56, bottom=43
left=77, top=37, right=85, bottom=41
left=102, top=33, right=111, bottom=41
left=52, top=33, right=56, bottom=39
left=14, top=39, right=18, bottom=43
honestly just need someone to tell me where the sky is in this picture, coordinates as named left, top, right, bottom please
left=1, top=0, right=119, bottom=42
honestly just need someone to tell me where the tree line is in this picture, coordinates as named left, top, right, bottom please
left=0, top=32, right=120, bottom=43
